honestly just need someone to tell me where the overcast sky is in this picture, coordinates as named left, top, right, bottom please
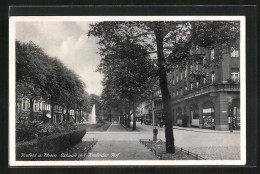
left=16, top=22, right=103, bottom=96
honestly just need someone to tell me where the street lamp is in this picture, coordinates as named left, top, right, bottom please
left=228, top=97, right=233, bottom=133
left=151, top=88, right=158, bottom=141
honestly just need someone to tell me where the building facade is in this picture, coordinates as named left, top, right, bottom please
left=168, top=47, right=240, bottom=131
left=16, top=96, right=78, bottom=123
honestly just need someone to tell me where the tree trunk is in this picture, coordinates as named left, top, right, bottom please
left=62, top=106, right=65, bottom=123
left=66, top=108, right=70, bottom=122
left=74, top=105, right=78, bottom=123
left=51, top=103, right=54, bottom=123
left=155, top=32, right=175, bottom=153
left=79, top=107, right=82, bottom=123
left=110, top=108, right=112, bottom=122
left=29, top=98, right=35, bottom=121
left=132, top=102, right=136, bottom=130
left=127, top=102, right=131, bottom=128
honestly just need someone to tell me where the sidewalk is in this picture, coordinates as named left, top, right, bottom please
left=84, top=123, right=158, bottom=160
left=173, top=126, right=240, bottom=134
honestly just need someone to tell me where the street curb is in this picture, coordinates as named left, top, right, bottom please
left=173, top=127, right=240, bottom=134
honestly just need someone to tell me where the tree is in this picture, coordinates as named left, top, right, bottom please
left=16, top=40, right=88, bottom=123
left=88, top=21, right=239, bottom=152
left=16, top=41, right=50, bottom=120
left=95, top=37, right=157, bottom=129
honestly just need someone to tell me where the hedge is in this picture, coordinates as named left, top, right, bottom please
left=16, top=128, right=86, bottom=160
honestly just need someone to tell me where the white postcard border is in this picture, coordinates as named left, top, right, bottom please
left=9, top=16, right=246, bottom=166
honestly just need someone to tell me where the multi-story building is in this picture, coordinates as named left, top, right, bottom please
left=16, top=96, right=77, bottom=123
left=153, top=89, right=164, bottom=125
left=168, top=46, right=240, bottom=131
left=136, top=101, right=151, bottom=121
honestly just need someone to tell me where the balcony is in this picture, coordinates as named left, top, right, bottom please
left=183, top=83, right=240, bottom=100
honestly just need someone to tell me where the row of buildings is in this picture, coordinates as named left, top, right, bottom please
left=137, top=46, right=240, bottom=131
left=16, top=97, right=86, bottom=123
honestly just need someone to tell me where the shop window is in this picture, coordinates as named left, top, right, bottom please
left=190, top=104, right=199, bottom=127
left=202, top=101, right=215, bottom=129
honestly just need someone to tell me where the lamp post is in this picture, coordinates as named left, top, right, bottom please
left=228, top=97, right=233, bottom=133
left=151, top=88, right=158, bottom=141
left=152, top=91, right=155, bottom=126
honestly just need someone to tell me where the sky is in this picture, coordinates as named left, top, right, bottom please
left=16, top=22, right=103, bottom=96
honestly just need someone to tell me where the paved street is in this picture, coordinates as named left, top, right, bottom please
left=82, top=122, right=240, bottom=160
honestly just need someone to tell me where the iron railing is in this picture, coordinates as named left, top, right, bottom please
left=139, top=139, right=206, bottom=160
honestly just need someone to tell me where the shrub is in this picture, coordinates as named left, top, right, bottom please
left=16, top=121, right=77, bottom=142
left=16, top=121, right=45, bottom=142
left=16, top=128, right=86, bottom=160
left=69, top=129, right=87, bottom=146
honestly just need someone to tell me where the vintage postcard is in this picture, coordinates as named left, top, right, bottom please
left=9, top=16, right=246, bottom=166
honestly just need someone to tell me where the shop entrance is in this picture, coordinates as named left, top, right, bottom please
left=230, top=98, right=240, bottom=130
left=202, top=101, right=215, bottom=129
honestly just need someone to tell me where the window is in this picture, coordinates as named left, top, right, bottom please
left=185, top=85, right=188, bottom=91
left=35, top=105, right=37, bottom=111
left=172, top=78, right=175, bottom=85
left=190, top=64, right=193, bottom=73
left=176, top=75, right=179, bottom=83
left=211, top=73, right=215, bottom=84
left=203, top=56, right=206, bottom=65
left=185, top=65, right=187, bottom=77
left=39, top=103, right=41, bottom=110
left=191, top=83, right=193, bottom=90
left=177, top=89, right=179, bottom=96
left=23, top=103, right=25, bottom=110
left=180, top=72, right=183, bottom=80
left=203, top=78, right=206, bottom=84
left=195, top=62, right=199, bottom=71
left=180, top=88, right=183, bottom=95
left=196, top=81, right=199, bottom=87
left=211, top=49, right=215, bottom=60
left=231, top=47, right=239, bottom=57
left=231, top=72, right=240, bottom=82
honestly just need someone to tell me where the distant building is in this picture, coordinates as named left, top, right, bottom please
left=136, top=101, right=151, bottom=121
left=16, top=96, right=78, bottom=123
left=168, top=46, right=240, bottom=131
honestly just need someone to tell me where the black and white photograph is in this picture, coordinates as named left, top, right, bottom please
left=9, top=16, right=246, bottom=166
